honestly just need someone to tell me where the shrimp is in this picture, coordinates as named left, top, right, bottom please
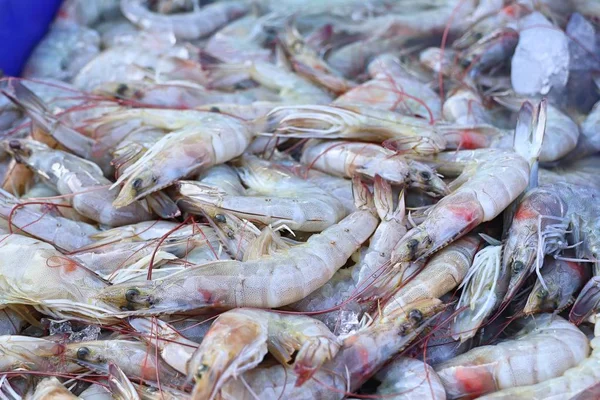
left=390, top=101, right=545, bottom=264
left=108, top=363, right=141, bottom=400
left=268, top=104, right=446, bottom=154
left=219, top=298, right=445, bottom=399
left=187, top=308, right=340, bottom=399
left=451, top=242, right=506, bottom=342
left=197, top=164, right=245, bottom=197
left=456, top=27, right=519, bottom=76
left=0, top=189, right=98, bottom=252
left=334, top=53, right=442, bottom=120
left=503, top=183, right=600, bottom=307
left=0, top=234, right=117, bottom=322
left=205, top=15, right=272, bottom=63
left=120, top=0, right=248, bottom=40
left=22, top=25, right=100, bottom=82
left=174, top=155, right=347, bottom=232
left=95, top=179, right=379, bottom=314
left=62, top=339, right=187, bottom=388
left=4, top=139, right=154, bottom=227
left=0, top=336, right=64, bottom=372
left=383, top=235, right=481, bottom=316
left=97, top=109, right=253, bottom=207
left=373, top=357, right=447, bottom=400
left=300, top=140, right=449, bottom=197
left=479, top=316, right=600, bottom=399
left=25, top=377, right=79, bottom=400
left=436, top=314, right=590, bottom=399
left=565, top=100, right=600, bottom=160
left=55, top=0, right=121, bottom=27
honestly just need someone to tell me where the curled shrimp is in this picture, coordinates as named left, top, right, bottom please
left=188, top=308, right=340, bottom=399
left=300, top=139, right=449, bottom=197
left=121, top=0, right=248, bottom=40
left=436, top=314, right=590, bottom=399
left=95, top=179, right=379, bottom=314
left=373, top=357, right=446, bottom=400
left=267, top=104, right=446, bottom=155
left=96, top=109, right=254, bottom=207
left=390, top=100, right=545, bottom=265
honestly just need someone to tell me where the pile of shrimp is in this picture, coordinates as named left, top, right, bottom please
left=1, top=0, right=600, bottom=398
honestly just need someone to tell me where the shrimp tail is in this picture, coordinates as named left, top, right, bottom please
left=570, top=276, right=600, bottom=325
left=146, top=191, right=181, bottom=219
left=373, top=175, right=405, bottom=222
left=513, top=99, right=547, bottom=189
left=108, top=363, right=138, bottom=399
left=1, top=80, right=97, bottom=160
left=293, top=337, right=340, bottom=387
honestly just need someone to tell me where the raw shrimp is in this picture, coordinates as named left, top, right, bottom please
left=566, top=100, right=600, bottom=160
left=383, top=235, right=481, bottom=316
left=0, top=234, right=117, bottom=322
left=524, top=257, right=590, bottom=315
left=188, top=308, right=340, bottom=399
left=268, top=104, right=447, bottom=154
left=456, top=27, right=519, bottom=75
left=451, top=243, right=506, bottom=342
left=301, top=140, right=448, bottom=197
left=99, top=109, right=253, bottom=207
left=4, top=139, right=154, bottom=227
left=22, top=25, right=100, bottom=82
left=479, top=316, right=600, bottom=399
left=107, top=363, right=141, bottom=400
left=197, top=164, right=245, bottom=197
left=62, top=339, right=187, bottom=388
left=219, top=298, right=445, bottom=399
left=205, top=15, right=272, bottom=63
left=335, top=53, right=441, bottom=120
left=55, top=0, right=121, bottom=27
left=390, top=101, right=545, bottom=264
left=25, top=377, right=79, bottom=399
left=95, top=179, right=379, bottom=313
left=174, top=155, right=347, bottom=232
left=0, top=188, right=99, bottom=252
left=0, top=336, right=64, bottom=372
left=121, top=0, right=248, bottom=40
left=436, top=314, right=589, bottom=399
left=373, top=357, right=447, bottom=400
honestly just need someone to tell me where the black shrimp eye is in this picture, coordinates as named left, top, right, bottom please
left=214, top=214, right=226, bottom=223
left=132, top=178, right=143, bottom=191
left=125, top=288, right=140, bottom=302
left=512, top=261, right=524, bottom=273
left=76, top=347, right=90, bottom=360
left=407, top=239, right=419, bottom=249
left=209, top=106, right=221, bottom=113
left=116, top=83, right=129, bottom=96
left=196, top=363, right=209, bottom=378
left=8, top=140, right=21, bottom=150
left=408, top=309, right=423, bottom=324
left=420, top=171, right=431, bottom=180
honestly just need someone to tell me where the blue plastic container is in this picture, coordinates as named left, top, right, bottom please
left=0, top=0, right=63, bottom=76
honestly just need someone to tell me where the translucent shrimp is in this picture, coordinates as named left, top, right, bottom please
left=197, top=164, right=245, bottom=197
left=373, top=357, right=447, bottom=400
left=479, top=316, right=600, bottom=399
left=0, top=188, right=99, bottom=252
left=300, top=140, right=449, bottom=197
left=0, top=234, right=118, bottom=322
left=524, top=257, right=590, bottom=315
left=95, top=179, right=379, bottom=314
left=25, top=377, right=79, bottom=400
left=219, top=298, right=445, bottom=399
left=334, top=53, right=442, bottom=120
left=121, top=0, right=248, bottom=40
left=205, top=14, right=272, bottom=63
left=63, top=339, right=187, bottom=388
left=268, top=104, right=447, bottom=155
left=383, top=235, right=481, bottom=316
left=4, top=139, right=153, bottom=227
left=451, top=243, right=506, bottom=342
left=390, top=101, right=545, bottom=264
left=436, top=314, right=590, bottom=399
left=187, top=308, right=340, bottom=399
left=98, top=109, right=253, bottom=207
left=0, top=335, right=64, bottom=372
left=22, top=24, right=100, bottom=82
left=174, top=155, right=347, bottom=232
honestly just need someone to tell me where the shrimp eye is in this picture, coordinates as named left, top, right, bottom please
left=8, top=140, right=21, bottom=150
left=125, top=288, right=140, bottom=302
left=196, top=363, right=209, bottom=378
left=76, top=347, right=90, bottom=360
left=408, top=309, right=423, bottom=324
left=132, top=178, right=143, bottom=191
left=209, top=106, right=221, bottom=113
left=116, top=83, right=129, bottom=96
left=420, top=171, right=431, bottom=180
left=214, top=214, right=227, bottom=223
left=536, top=288, right=548, bottom=298
left=512, top=261, right=524, bottom=273
left=407, top=239, right=419, bottom=250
